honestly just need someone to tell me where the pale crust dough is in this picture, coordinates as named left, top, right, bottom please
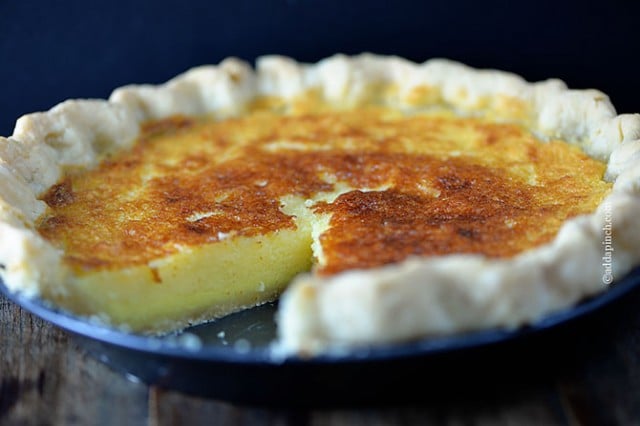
left=1, top=54, right=639, bottom=355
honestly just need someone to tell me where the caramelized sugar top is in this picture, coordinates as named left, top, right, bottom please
left=37, top=100, right=611, bottom=274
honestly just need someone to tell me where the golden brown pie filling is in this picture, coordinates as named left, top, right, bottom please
left=37, top=98, right=611, bottom=279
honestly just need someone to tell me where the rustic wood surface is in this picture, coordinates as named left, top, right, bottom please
left=2, top=285, right=640, bottom=426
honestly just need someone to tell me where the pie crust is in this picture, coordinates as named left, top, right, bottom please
left=1, top=54, right=640, bottom=355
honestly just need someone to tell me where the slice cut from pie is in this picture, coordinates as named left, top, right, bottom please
left=1, top=54, right=639, bottom=355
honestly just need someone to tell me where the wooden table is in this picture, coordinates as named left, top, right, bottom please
left=2, top=285, right=640, bottom=426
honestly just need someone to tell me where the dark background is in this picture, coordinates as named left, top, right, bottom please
left=1, top=0, right=639, bottom=137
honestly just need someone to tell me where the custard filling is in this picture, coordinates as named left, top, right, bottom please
left=34, top=100, right=612, bottom=331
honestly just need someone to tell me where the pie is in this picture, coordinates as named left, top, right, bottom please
left=1, top=54, right=639, bottom=355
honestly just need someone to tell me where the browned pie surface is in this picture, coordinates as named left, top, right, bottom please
left=37, top=101, right=611, bottom=275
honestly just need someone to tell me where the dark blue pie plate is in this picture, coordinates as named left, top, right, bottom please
left=2, top=267, right=640, bottom=405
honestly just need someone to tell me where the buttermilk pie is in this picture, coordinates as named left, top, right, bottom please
left=1, top=54, right=639, bottom=355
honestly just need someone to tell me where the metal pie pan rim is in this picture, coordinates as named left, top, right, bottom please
left=2, top=268, right=639, bottom=366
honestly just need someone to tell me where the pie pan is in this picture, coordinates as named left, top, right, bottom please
left=2, top=54, right=639, bottom=405
left=2, top=267, right=639, bottom=405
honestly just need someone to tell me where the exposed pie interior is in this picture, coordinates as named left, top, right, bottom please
left=35, top=99, right=610, bottom=332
